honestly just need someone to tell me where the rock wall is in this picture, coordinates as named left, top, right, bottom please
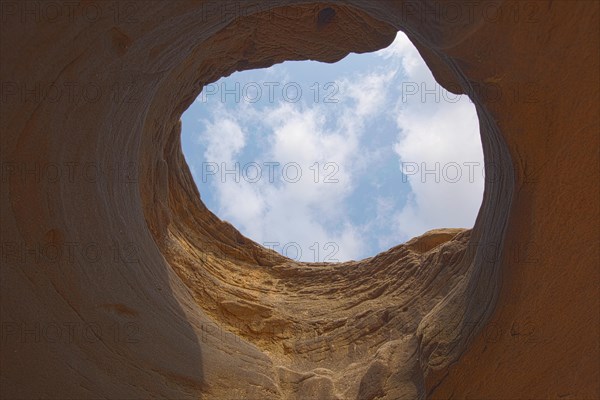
left=1, top=1, right=598, bottom=399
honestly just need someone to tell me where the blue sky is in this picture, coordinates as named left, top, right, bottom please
left=181, top=32, right=484, bottom=262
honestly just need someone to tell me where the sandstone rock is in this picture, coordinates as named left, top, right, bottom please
left=1, top=1, right=597, bottom=399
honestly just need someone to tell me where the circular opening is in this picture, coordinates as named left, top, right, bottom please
left=181, top=32, right=483, bottom=262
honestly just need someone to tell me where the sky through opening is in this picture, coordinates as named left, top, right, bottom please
left=181, top=32, right=484, bottom=262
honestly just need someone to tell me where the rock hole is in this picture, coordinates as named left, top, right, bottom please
left=181, top=32, right=484, bottom=262
left=317, top=7, right=336, bottom=29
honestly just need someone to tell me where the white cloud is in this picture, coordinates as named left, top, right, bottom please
left=199, top=92, right=372, bottom=261
left=383, top=32, right=484, bottom=241
left=189, top=31, right=484, bottom=260
left=340, top=68, right=397, bottom=119
left=200, top=112, right=246, bottom=163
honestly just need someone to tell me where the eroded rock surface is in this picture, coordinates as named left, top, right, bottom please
left=1, top=1, right=598, bottom=399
